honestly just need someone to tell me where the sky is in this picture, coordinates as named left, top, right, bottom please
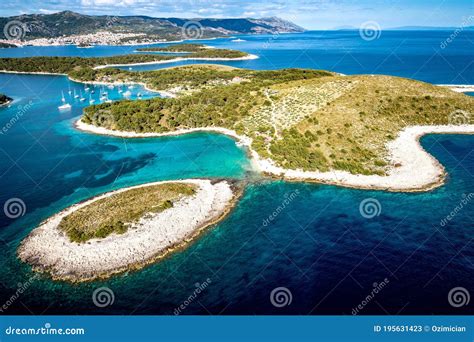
left=0, top=0, right=473, bottom=30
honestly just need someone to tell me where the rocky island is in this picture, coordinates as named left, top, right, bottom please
left=18, top=179, right=239, bottom=282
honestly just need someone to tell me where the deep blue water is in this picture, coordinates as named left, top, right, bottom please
left=0, top=31, right=472, bottom=315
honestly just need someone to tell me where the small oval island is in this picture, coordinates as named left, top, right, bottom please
left=18, top=179, right=238, bottom=282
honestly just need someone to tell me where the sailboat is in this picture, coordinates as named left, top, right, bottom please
left=58, top=91, right=71, bottom=110
left=89, top=94, right=95, bottom=105
left=68, top=85, right=72, bottom=95
left=85, top=86, right=90, bottom=92
left=79, top=90, right=86, bottom=102
left=73, top=89, right=79, bottom=99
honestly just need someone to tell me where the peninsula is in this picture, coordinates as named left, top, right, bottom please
left=8, top=43, right=474, bottom=282
left=0, top=11, right=304, bottom=46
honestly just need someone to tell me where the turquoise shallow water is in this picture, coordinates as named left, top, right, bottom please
left=0, top=31, right=473, bottom=315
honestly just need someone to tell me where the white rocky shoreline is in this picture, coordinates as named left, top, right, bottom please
left=75, top=119, right=474, bottom=192
left=18, top=179, right=237, bottom=282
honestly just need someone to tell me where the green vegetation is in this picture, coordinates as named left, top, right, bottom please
left=137, top=44, right=208, bottom=52
left=138, top=44, right=248, bottom=58
left=0, top=93, right=12, bottom=105
left=0, top=42, right=17, bottom=48
left=59, top=183, right=196, bottom=243
left=82, top=71, right=473, bottom=175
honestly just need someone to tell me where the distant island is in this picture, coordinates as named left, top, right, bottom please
left=0, top=11, right=304, bottom=46
left=0, top=44, right=256, bottom=76
left=0, top=93, right=12, bottom=105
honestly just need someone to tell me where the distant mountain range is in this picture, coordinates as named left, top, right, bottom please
left=0, top=11, right=305, bottom=41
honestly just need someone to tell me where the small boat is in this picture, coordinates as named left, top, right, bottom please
left=58, top=103, right=71, bottom=110
left=107, top=85, right=114, bottom=90
left=89, top=98, right=95, bottom=105
left=123, top=90, right=132, bottom=97
left=137, top=92, right=142, bottom=97
left=58, top=91, right=71, bottom=110
left=231, top=38, right=246, bottom=42
left=128, top=67, right=132, bottom=71
left=85, top=86, right=90, bottom=92
left=128, top=85, right=134, bottom=90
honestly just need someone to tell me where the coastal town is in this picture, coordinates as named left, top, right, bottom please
left=0, top=31, right=170, bottom=47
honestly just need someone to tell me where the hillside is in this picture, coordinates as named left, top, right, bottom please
left=0, top=93, right=12, bottom=105
left=1, top=43, right=472, bottom=177
left=0, top=11, right=304, bottom=41
left=76, top=65, right=473, bottom=176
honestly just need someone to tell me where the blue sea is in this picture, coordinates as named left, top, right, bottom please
left=0, top=31, right=472, bottom=315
